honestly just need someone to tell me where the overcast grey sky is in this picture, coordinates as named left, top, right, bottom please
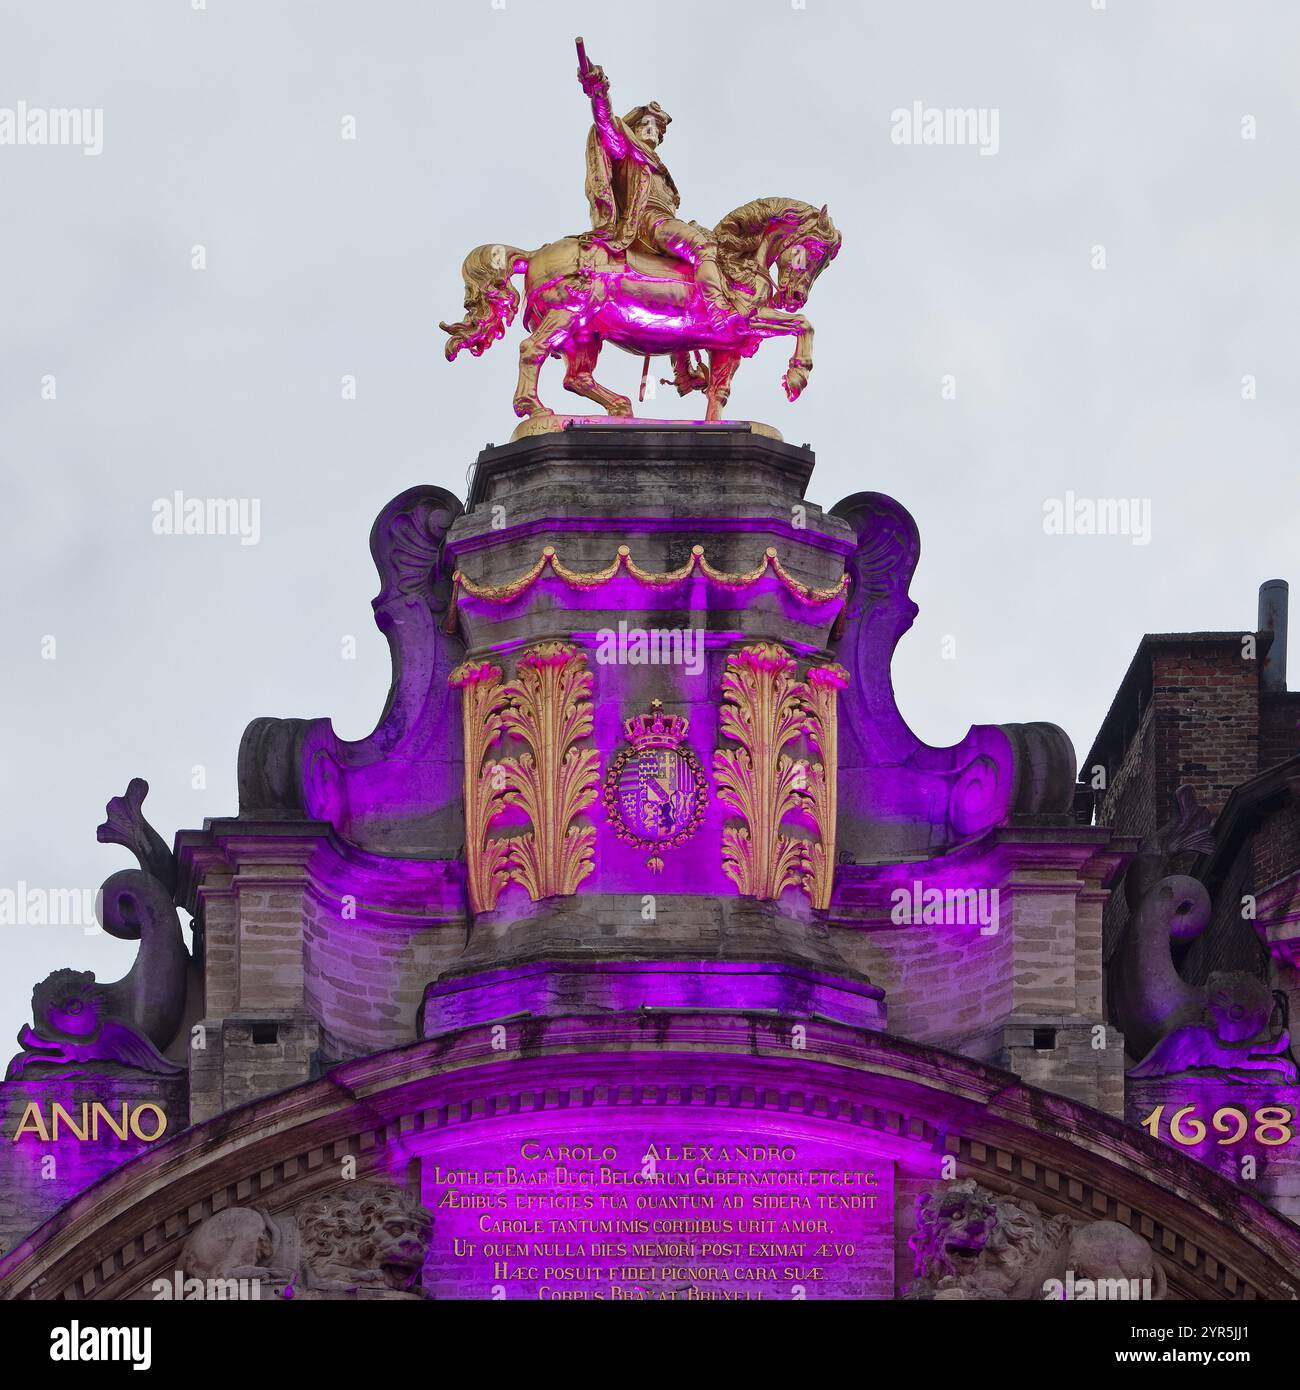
left=2, top=1, right=1297, bottom=1049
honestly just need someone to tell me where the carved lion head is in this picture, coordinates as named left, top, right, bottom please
left=908, top=1179, right=1072, bottom=1299
left=298, top=1184, right=433, bottom=1292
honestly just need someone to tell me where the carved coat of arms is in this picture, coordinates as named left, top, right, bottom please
left=603, top=701, right=707, bottom=871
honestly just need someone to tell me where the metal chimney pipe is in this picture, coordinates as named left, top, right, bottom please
left=1258, top=579, right=1289, bottom=692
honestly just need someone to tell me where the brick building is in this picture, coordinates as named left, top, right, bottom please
left=1083, top=581, right=1300, bottom=1223
left=1086, top=581, right=1300, bottom=1017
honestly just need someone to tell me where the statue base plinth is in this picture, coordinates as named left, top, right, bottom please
left=509, top=413, right=784, bottom=443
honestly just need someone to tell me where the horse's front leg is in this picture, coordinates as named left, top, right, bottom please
left=750, top=310, right=815, bottom=401
left=513, top=306, right=575, bottom=418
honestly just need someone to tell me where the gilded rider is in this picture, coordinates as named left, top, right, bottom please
left=578, top=60, right=738, bottom=326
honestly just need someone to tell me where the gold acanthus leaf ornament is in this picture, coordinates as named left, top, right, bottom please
left=497, top=643, right=600, bottom=901
left=800, top=662, right=848, bottom=910
left=712, top=644, right=848, bottom=906
left=448, top=661, right=513, bottom=914
left=713, top=644, right=810, bottom=900
left=451, top=644, right=600, bottom=909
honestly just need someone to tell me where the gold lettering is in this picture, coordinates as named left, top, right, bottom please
left=91, top=1102, right=130, bottom=1141
left=11, top=1102, right=49, bottom=1141
left=129, top=1103, right=167, bottom=1142
left=50, top=1103, right=87, bottom=1142
left=9, top=1102, right=167, bottom=1143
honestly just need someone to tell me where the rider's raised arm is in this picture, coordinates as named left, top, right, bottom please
left=579, top=62, right=627, bottom=160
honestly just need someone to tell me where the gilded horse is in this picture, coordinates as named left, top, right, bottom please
left=440, top=197, right=840, bottom=422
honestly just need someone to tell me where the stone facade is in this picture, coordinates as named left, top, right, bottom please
left=2, top=429, right=1296, bottom=1301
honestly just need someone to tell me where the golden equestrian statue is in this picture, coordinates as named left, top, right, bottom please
left=440, top=38, right=841, bottom=424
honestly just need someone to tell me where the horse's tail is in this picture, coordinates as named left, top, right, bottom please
left=438, top=243, right=529, bottom=360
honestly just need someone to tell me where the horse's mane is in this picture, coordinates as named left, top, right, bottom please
left=713, top=197, right=840, bottom=286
